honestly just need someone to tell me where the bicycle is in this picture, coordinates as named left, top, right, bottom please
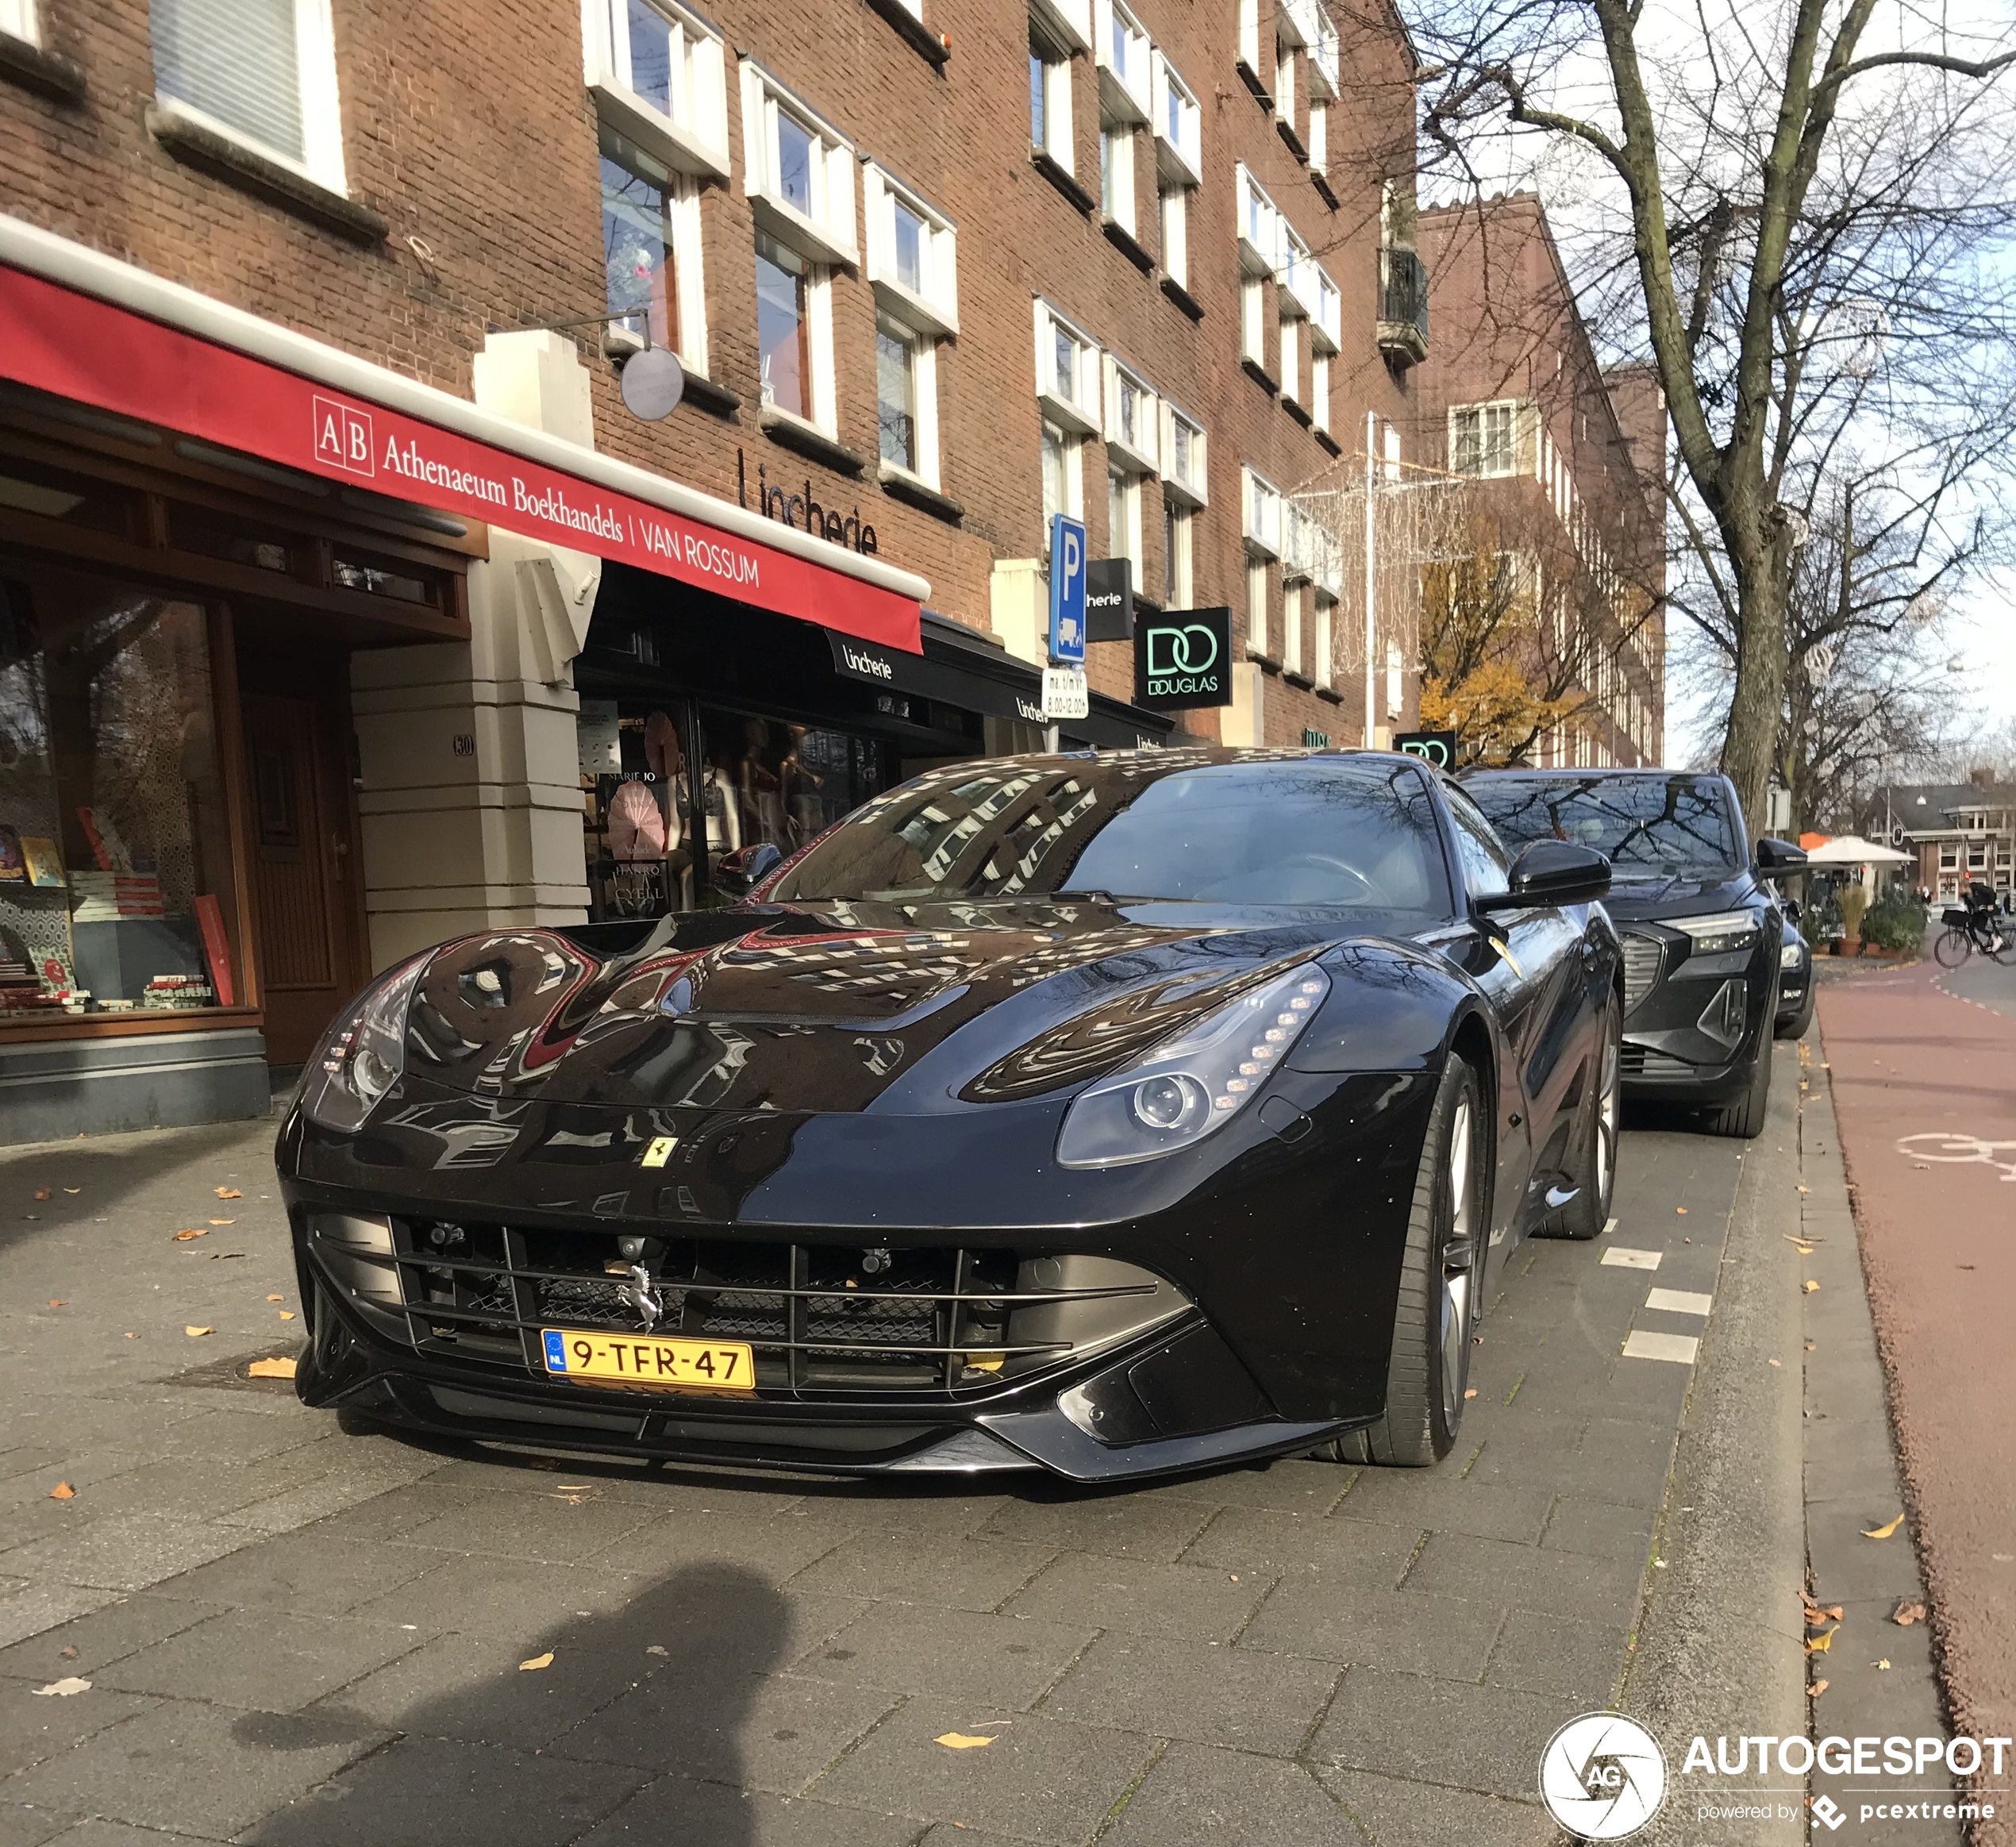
left=1933, top=902, right=2016, bottom=968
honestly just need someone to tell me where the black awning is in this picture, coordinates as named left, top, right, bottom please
left=830, top=613, right=1174, bottom=750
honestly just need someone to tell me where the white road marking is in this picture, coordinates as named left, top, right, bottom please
left=1623, top=1329, right=1700, bottom=1364
left=1602, top=1217, right=1618, bottom=1237
left=1645, top=1287, right=1714, bottom=1317
left=1601, top=1247, right=1664, bottom=1270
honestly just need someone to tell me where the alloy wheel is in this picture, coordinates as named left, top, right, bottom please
left=1439, top=1093, right=1476, bottom=1420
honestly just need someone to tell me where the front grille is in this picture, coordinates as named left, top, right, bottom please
left=329, top=1217, right=1187, bottom=1400
left=1620, top=933, right=1664, bottom=1014
left=1619, top=1044, right=1701, bottom=1081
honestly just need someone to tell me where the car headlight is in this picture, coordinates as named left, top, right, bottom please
left=1056, top=964, right=1330, bottom=1168
left=299, top=953, right=431, bottom=1132
left=1779, top=941, right=1804, bottom=970
left=1670, top=911, right=1760, bottom=956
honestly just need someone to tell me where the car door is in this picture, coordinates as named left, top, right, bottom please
left=1438, top=782, right=1588, bottom=1244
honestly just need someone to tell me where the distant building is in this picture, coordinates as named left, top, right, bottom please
left=1414, top=193, right=1667, bottom=767
left=1867, top=775, right=2015, bottom=904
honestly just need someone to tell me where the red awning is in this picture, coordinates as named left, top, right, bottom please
left=0, top=263, right=921, bottom=652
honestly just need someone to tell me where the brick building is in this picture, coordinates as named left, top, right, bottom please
left=1865, top=775, right=2016, bottom=906
left=0, top=0, right=1423, bottom=1137
left=1413, top=192, right=1667, bottom=768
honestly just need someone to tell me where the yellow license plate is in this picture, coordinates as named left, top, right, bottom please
left=540, top=1327, right=754, bottom=1391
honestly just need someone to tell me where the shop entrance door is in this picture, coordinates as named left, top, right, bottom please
left=242, top=691, right=367, bottom=1067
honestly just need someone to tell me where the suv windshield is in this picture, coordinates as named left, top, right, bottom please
left=1466, top=774, right=1741, bottom=877
left=768, top=754, right=1453, bottom=912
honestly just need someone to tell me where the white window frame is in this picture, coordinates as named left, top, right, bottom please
left=1106, top=466, right=1142, bottom=571
left=755, top=227, right=838, bottom=436
left=1313, top=595, right=1334, bottom=688
left=1103, top=354, right=1158, bottom=475
left=863, top=161, right=956, bottom=337
left=1274, top=42, right=1296, bottom=131
left=1246, top=558, right=1272, bottom=660
left=1094, top=0, right=1150, bottom=122
left=1032, top=0, right=1091, bottom=53
left=1159, top=180, right=1189, bottom=288
left=599, top=126, right=710, bottom=375
left=1035, top=298, right=1101, bottom=436
left=150, top=0, right=348, bottom=194
left=1162, top=494, right=1194, bottom=606
left=1449, top=398, right=1530, bottom=477
left=1310, top=352, right=1330, bottom=434
left=1308, top=4, right=1339, bottom=98
left=1160, top=400, right=1207, bottom=507
left=1281, top=580, right=1304, bottom=676
left=1029, top=10, right=1078, bottom=172
left=739, top=60, right=856, bottom=267
left=1241, top=276, right=1267, bottom=367
left=1306, top=98, right=1326, bottom=175
left=1236, top=163, right=1280, bottom=275
left=1, top=0, right=40, bottom=46
left=581, top=0, right=730, bottom=182
left=875, top=312, right=941, bottom=490
left=1279, top=311, right=1301, bottom=406
left=1310, top=263, right=1341, bottom=353
left=1099, top=122, right=1137, bottom=235
left=1150, top=50, right=1201, bottom=187
left=1243, top=464, right=1282, bottom=560
left=1236, top=0, right=1267, bottom=83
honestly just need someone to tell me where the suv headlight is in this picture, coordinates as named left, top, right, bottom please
left=1779, top=941, right=1804, bottom=969
left=1670, top=911, right=1760, bottom=956
left=1056, top=964, right=1330, bottom=1168
left=300, top=953, right=431, bottom=1132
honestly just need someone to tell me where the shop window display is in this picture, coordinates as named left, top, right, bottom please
left=578, top=697, right=883, bottom=917
left=0, top=572, right=239, bottom=1018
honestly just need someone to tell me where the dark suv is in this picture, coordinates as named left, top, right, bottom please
left=1464, top=769, right=1805, bottom=1137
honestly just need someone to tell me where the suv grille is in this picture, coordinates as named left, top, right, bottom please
left=1621, top=933, right=1664, bottom=1014
left=1619, top=1044, right=1700, bottom=1080
left=311, top=1216, right=1187, bottom=1400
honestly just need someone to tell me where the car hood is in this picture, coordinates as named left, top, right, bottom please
left=1601, top=870, right=1756, bottom=922
left=394, top=899, right=1395, bottom=1115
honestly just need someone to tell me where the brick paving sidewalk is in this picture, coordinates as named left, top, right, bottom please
left=0, top=1096, right=1762, bottom=1847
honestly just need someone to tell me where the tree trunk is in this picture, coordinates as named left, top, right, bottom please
left=1718, top=521, right=1788, bottom=841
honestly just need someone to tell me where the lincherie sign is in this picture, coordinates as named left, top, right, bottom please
left=0, top=265, right=921, bottom=653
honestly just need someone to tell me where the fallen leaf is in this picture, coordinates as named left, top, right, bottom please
left=1893, top=1600, right=1927, bottom=1626
left=172, top=1228, right=207, bottom=1241
left=248, top=1357, right=298, bottom=1379
left=1805, top=1341, right=1817, bottom=1352
left=48, top=1299, right=65, bottom=1307
left=1878, top=1658, right=1891, bottom=1670
left=123, top=1332, right=137, bottom=1340
left=1676, top=1206, right=1687, bottom=1214
left=32, top=1677, right=90, bottom=1697
left=49, top=1482, right=75, bottom=1500
left=185, top=1325, right=213, bottom=1337
left=1797, top=1185, right=1810, bottom=1194
left=935, top=1733, right=996, bottom=1749
left=1863, top=1514, right=1905, bottom=1540
left=1803, top=1280, right=1820, bottom=1293
left=644, top=1645, right=668, bottom=1657
left=33, top=1186, right=51, bottom=1200
left=1807, top=1678, right=1829, bottom=1697
left=279, top=1310, right=296, bottom=1322
left=214, top=1187, right=242, bottom=1199
left=1806, top=1627, right=1836, bottom=1653
left=1768, top=1358, right=1782, bottom=1367
left=59, top=1645, right=78, bottom=1659
left=518, top=1651, right=554, bottom=1672
left=267, top=1294, right=284, bottom=1303
left=1464, top=1387, right=1478, bottom=1399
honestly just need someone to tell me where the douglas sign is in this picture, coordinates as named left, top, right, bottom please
left=1135, top=607, right=1233, bottom=710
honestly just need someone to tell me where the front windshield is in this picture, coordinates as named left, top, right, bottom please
left=768, top=753, right=1453, bottom=913
left=1466, top=774, right=1741, bottom=876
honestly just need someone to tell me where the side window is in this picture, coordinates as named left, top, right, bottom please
left=1442, top=783, right=1512, bottom=901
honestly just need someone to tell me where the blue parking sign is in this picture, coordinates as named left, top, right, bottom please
left=1048, top=515, right=1087, bottom=664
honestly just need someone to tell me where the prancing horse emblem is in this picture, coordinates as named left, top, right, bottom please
left=622, top=1262, right=664, bottom=1333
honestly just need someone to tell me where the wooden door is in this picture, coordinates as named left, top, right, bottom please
left=242, top=692, right=367, bottom=1065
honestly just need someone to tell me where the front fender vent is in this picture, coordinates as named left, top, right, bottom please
left=1620, top=933, right=1664, bottom=1015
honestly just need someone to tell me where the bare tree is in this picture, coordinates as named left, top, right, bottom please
left=1403, top=0, right=2016, bottom=833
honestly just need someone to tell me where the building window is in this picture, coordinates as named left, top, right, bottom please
left=1313, top=596, right=1333, bottom=688
left=600, top=131, right=705, bottom=366
left=150, top=0, right=348, bottom=190
left=740, top=60, right=856, bottom=265
left=1308, top=98, right=1327, bottom=173
left=1450, top=400, right=1525, bottom=477
left=1246, top=559, right=1271, bottom=660
left=1279, top=312, right=1301, bottom=406
left=876, top=316, right=920, bottom=475
left=1159, top=183, right=1188, bottom=287
left=1107, top=468, right=1141, bottom=572
left=1161, top=402, right=1206, bottom=506
left=1103, top=356, right=1158, bottom=475
left=1162, top=495, right=1193, bottom=606
left=1274, top=43, right=1297, bottom=134
left=1095, top=0, right=1150, bottom=119
left=1099, top=125, right=1135, bottom=233
left=582, top=0, right=730, bottom=180
left=1041, top=417, right=1084, bottom=551
left=1310, top=353, right=1330, bottom=434
left=1281, top=582, right=1303, bottom=676
left=1243, top=465, right=1282, bottom=559
left=1236, top=164, right=1279, bottom=275
left=755, top=230, right=813, bottom=421
left=1029, top=14, right=1075, bottom=172
left=1236, top=0, right=1267, bottom=83
left=1241, top=278, right=1267, bottom=367
left=1, top=0, right=39, bottom=44
left=1035, top=299, right=1101, bottom=435
left=1151, top=50, right=1202, bottom=184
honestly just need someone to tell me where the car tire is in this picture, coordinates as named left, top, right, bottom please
left=1315, top=1056, right=1487, bottom=1468
left=1540, top=992, right=1619, bottom=1241
left=1703, top=1037, right=1772, bottom=1139
left=1775, top=987, right=1814, bottom=1041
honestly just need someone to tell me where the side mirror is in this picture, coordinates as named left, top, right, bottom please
left=714, top=841, right=783, bottom=897
left=1475, top=839, right=1613, bottom=911
left=1756, top=836, right=1806, bottom=872
left=1782, top=896, right=1802, bottom=922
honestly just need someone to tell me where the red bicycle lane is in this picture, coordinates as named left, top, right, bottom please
left=1816, top=958, right=2016, bottom=1797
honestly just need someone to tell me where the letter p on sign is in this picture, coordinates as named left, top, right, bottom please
left=1048, top=514, right=1087, bottom=665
